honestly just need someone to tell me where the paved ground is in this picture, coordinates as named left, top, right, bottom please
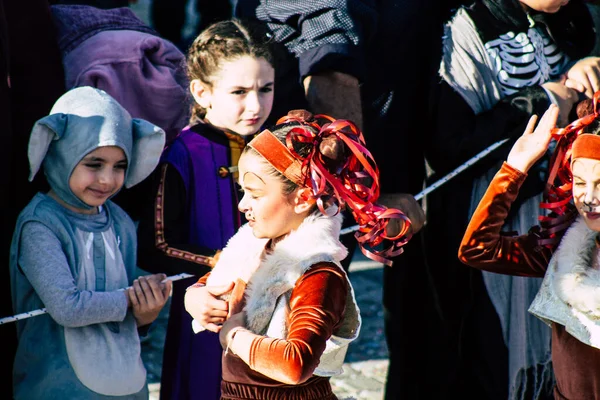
left=138, top=251, right=389, bottom=400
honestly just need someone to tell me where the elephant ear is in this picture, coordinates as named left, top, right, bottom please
left=28, top=113, right=68, bottom=181
left=126, top=118, right=166, bottom=188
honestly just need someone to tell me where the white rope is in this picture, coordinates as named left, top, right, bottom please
left=340, top=138, right=510, bottom=236
left=0, top=272, right=194, bottom=325
left=0, top=138, right=511, bottom=324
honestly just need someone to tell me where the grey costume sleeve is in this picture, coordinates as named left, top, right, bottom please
left=18, top=221, right=128, bottom=327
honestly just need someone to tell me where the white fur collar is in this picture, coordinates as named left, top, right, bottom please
left=529, top=216, right=600, bottom=348
left=207, top=212, right=361, bottom=376
left=208, top=212, right=349, bottom=333
left=553, top=217, right=600, bottom=317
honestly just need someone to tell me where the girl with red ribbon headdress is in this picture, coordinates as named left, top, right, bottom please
left=459, top=94, right=600, bottom=399
left=184, top=110, right=412, bottom=399
left=136, top=19, right=276, bottom=400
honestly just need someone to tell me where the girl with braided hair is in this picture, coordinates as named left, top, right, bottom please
left=136, top=18, right=275, bottom=400
left=459, top=96, right=600, bottom=399
left=184, top=110, right=411, bottom=399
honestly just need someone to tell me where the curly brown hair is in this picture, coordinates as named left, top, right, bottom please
left=187, top=19, right=275, bottom=123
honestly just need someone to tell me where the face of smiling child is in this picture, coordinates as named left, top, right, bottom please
left=68, top=146, right=127, bottom=213
left=572, top=157, right=600, bottom=231
left=237, top=152, right=312, bottom=240
left=191, top=55, right=275, bottom=137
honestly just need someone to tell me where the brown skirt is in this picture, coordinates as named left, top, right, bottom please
left=221, top=376, right=338, bottom=400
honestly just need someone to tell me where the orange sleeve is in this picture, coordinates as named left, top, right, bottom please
left=246, top=263, right=347, bottom=384
left=458, top=162, right=552, bottom=277
left=187, top=272, right=211, bottom=289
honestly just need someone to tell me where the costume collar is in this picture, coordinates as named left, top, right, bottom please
left=530, top=216, right=600, bottom=348
left=208, top=212, right=348, bottom=332
left=208, top=212, right=361, bottom=376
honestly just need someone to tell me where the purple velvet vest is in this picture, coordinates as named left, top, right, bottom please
left=161, top=124, right=239, bottom=249
left=159, top=123, right=240, bottom=400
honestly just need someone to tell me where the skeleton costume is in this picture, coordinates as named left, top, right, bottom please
left=9, top=87, right=165, bottom=399
left=426, top=0, right=600, bottom=398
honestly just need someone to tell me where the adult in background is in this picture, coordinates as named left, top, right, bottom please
left=0, top=0, right=65, bottom=396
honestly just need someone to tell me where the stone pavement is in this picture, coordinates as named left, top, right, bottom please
left=139, top=252, right=389, bottom=400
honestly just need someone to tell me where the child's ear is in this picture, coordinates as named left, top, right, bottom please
left=294, top=187, right=315, bottom=214
left=28, top=113, right=68, bottom=181
left=190, top=79, right=212, bottom=109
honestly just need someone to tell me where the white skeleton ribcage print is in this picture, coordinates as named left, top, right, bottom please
left=485, top=27, right=569, bottom=96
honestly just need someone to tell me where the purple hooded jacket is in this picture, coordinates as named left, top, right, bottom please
left=51, top=5, right=190, bottom=143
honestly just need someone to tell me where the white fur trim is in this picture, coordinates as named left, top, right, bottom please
left=553, top=217, right=600, bottom=317
left=207, top=212, right=360, bottom=376
left=209, top=213, right=349, bottom=331
left=529, top=216, right=600, bottom=349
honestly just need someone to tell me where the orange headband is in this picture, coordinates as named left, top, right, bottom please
left=571, top=134, right=600, bottom=162
left=247, top=110, right=412, bottom=266
left=248, top=129, right=305, bottom=186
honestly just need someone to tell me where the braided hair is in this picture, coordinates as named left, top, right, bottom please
left=187, top=19, right=275, bottom=123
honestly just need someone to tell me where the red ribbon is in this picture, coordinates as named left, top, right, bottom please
left=538, top=91, right=600, bottom=247
left=275, top=113, right=412, bottom=266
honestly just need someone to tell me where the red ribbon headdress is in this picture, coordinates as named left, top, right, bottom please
left=537, top=91, right=600, bottom=247
left=248, top=110, right=412, bottom=266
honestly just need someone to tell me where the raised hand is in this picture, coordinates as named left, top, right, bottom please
left=506, top=104, right=559, bottom=173
left=128, top=273, right=172, bottom=327
left=184, top=282, right=233, bottom=332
